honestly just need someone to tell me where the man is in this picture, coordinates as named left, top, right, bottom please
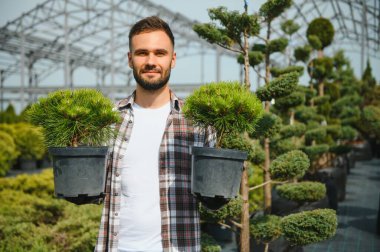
left=95, top=16, right=215, bottom=252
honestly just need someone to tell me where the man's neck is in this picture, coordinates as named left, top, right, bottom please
left=134, top=85, right=171, bottom=108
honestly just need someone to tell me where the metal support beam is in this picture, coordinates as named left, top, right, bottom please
left=0, top=70, right=4, bottom=112
left=216, top=47, right=221, bottom=82
left=20, top=22, right=25, bottom=110
left=110, top=0, right=115, bottom=100
left=64, top=0, right=71, bottom=88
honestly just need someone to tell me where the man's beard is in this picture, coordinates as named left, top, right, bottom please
left=133, top=66, right=171, bottom=91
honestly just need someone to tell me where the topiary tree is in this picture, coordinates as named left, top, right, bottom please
left=193, top=1, right=338, bottom=251
left=0, top=104, right=19, bottom=123
left=306, top=17, right=334, bottom=51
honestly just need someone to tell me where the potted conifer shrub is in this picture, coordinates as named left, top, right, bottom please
left=28, top=89, right=120, bottom=202
left=183, top=81, right=263, bottom=203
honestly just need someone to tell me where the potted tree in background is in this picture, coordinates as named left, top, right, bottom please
left=28, top=89, right=120, bottom=203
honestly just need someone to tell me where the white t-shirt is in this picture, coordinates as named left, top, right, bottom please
left=118, top=102, right=171, bottom=252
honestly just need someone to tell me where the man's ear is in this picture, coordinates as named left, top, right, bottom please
left=171, top=52, right=177, bottom=69
left=128, top=52, right=132, bottom=68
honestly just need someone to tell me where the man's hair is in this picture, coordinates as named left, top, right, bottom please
left=129, top=16, right=175, bottom=49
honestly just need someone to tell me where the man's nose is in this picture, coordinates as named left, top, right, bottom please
left=146, top=53, right=157, bottom=65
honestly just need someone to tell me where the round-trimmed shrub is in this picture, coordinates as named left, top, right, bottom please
left=329, top=145, right=352, bottom=155
left=281, top=209, right=337, bottom=246
left=306, top=18, right=334, bottom=49
left=12, top=123, right=46, bottom=160
left=183, top=81, right=263, bottom=147
left=270, top=150, right=310, bottom=181
left=294, top=45, right=312, bottom=63
left=341, top=126, right=358, bottom=141
left=250, top=214, right=282, bottom=243
left=307, top=57, right=334, bottom=80
left=0, top=131, right=19, bottom=176
left=276, top=181, right=326, bottom=203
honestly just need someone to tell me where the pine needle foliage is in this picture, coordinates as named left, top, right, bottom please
left=270, top=66, right=304, bottom=78
left=28, top=89, right=121, bottom=147
left=183, top=82, right=263, bottom=147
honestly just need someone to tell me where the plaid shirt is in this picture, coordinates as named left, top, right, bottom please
left=95, top=91, right=216, bottom=252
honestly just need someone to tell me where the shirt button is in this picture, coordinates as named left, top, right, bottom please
left=118, top=155, right=123, bottom=159
left=128, top=120, right=132, bottom=123
left=115, top=172, right=120, bottom=177
left=115, top=212, right=118, bottom=216
left=113, top=232, right=118, bottom=236
left=114, top=192, right=119, bottom=196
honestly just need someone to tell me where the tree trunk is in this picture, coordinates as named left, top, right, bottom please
left=263, top=21, right=272, bottom=214
left=240, top=161, right=250, bottom=252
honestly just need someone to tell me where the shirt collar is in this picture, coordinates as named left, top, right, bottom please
left=116, top=89, right=181, bottom=113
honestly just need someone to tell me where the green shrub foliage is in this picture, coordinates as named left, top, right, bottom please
left=294, top=45, right=312, bottom=63
left=201, top=233, right=222, bottom=252
left=281, top=20, right=300, bottom=36
left=305, top=127, right=327, bottom=144
left=199, top=197, right=243, bottom=223
left=361, top=105, right=380, bottom=139
left=250, top=215, right=282, bottom=243
left=268, top=37, right=288, bottom=54
left=329, top=145, right=352, bottom=155
left=306, top=17, right=335, bottom=49
left=270, top=150, right=310, bottom=180
left=0, top=131, right=18, bottom=176
left=307, top=57, right=333, bottom=80
left=12, top=123, right=46, bottom=160
left=0, top=104, right=18, bottom=123
left=307, top=35, right=322, bottom=50
left=193, top=7, right=259, bottom=48
left=341, top=126, right=358, bottom=141
left=0, top=170, right=102, bottom=251
left=256, top=72, right=299, bottom=101
left=280, top=123, right=307, bottom=138
left=271, top=137, right=304, bottom=157
left=259, top=0, right=292, bottom=22
left=221, top=134, right=265, bottom=165
left=302, top=144, right=329, bottom=161
left=270, top=66, right=304, bottom=78
left=28, top=89, right=121, bottom=147
left=237, top=51, right=264, bottom=67
left=276, top=181, right=326, bottom=203
left=183, top=81, right=263, bottom=147
left=274, top=92, right=305, bottom=111
left=250, top=112, right=282, bottom=139
left=281, top=209, right=337, bottom=246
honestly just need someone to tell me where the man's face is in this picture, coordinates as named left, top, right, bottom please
left=128, top=30, right=176, bottom=91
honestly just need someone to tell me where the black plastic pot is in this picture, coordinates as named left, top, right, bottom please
left=48, top=146, right=108, bottom=200
left=190, top=146, right=247, bottom=199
